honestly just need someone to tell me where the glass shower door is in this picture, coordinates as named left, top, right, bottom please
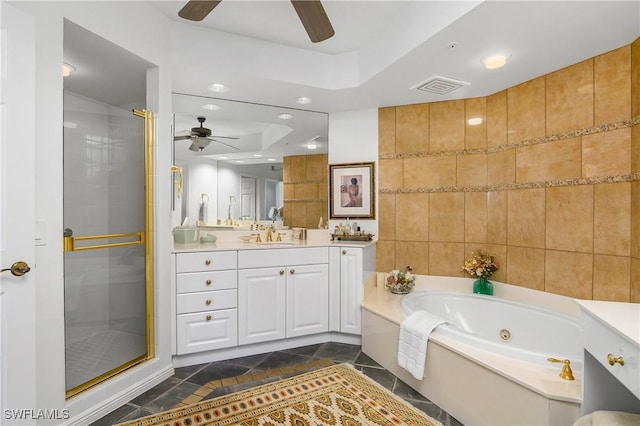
left=63, top=92, right=151, bottom=396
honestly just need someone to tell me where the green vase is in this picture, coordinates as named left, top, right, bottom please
left=473, top=276, right=493, bottom=295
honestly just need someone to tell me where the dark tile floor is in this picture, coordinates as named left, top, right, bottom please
left=92, top=342, right=463, bottom=426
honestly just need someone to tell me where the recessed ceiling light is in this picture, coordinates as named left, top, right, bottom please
left=219, top=156, right=228, bottom=160
left=236, top=160, right=244, bottom=163
left=467, top=117, right=483, bottom=126
left=268, top=158, right=277, bottom=162
left=482, top=55, right=508, bottom=69
left=296, top=97, right=312, bottom=104
left=307, top=143, right=317, bottom=150
left=253, top=154, right=262, bottom=157
left=63, top=62, right=76, bottom=77
left=202, top=103, right=221, bottom=111
left=207, top=83, right=229, bottom=93
left=278, top=113, right=293, bottom=120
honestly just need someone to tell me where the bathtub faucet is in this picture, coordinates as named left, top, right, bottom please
left=547, top=357, right=575, bottom=381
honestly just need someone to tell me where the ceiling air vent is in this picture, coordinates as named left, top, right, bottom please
left=411, top=75, right=470, bottom=95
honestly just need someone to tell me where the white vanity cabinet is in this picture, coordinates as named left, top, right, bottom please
left=237, top=247, right=329, bottom=345
left=175, top=251, right=238, bottom=355
left=329, top=244, right=376, bottom=335
left=578, top=300, right=640, bottom=416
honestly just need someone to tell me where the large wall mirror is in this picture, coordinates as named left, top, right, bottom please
left=172, top=93, right=328, bottom=228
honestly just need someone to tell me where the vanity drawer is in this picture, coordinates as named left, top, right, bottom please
left=177, top=270, right=237, bottom=294
left=176, top=308, right=238, bottom=354
left=177, top=289, right=237, bottom=314
left=582, top=310, right=639, bottom=398
left=238, top=247, right=328, bottom=268
left=176, top=251, right=237, bottom=273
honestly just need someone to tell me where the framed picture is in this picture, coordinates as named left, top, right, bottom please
left=329, top=162, right=375, bottom=219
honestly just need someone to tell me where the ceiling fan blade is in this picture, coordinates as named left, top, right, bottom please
left=212, top=139, right=241, bottom=151
left=290, top=0, right=335, bottom=43
left=174, top=135, right=192, bottom=141
left=211, top=135, right=239, bottom=140
left=178, top=0, right=223, bottom=22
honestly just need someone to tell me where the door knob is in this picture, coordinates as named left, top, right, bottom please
left=1, top=261, right=31, bottom=277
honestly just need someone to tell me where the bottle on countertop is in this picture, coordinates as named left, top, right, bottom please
left=318, top=216, right=324, bottom=229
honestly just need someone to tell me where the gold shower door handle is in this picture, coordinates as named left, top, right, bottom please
left=1, top=261, right=31, bottom=277
left=64, top=231, right=145, bottom=252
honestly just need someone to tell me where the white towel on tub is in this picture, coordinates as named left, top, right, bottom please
left=397, top=310, right=449, bottom=380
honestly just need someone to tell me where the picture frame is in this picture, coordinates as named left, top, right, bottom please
left=329, top=162, right=375, bottom=219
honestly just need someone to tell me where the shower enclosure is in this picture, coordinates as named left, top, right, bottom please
left=62, top=92, right=155, bottom=397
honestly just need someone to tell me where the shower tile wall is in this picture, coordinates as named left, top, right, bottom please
left=377, top=40, right=640, bottom=302
left=64, top=93, right=114, bottom=336
left=63, top=92, right=146, bottom=390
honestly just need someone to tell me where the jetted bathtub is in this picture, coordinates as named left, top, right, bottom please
left=361, top=275, right=584, bottom=426
left=400, top=290, right=582, bottom=368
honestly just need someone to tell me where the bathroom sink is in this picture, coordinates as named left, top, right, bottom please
left=255, top=242, right=295, bottom=247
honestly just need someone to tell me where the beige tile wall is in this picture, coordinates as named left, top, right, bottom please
left=378, top=40, right=640, bottom=302
left=631, top=37, right=640, bottom=301
left=283, top=154, right=329, bottom=229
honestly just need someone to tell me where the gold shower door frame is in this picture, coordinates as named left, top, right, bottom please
left=63, top=109, right=155, bottom=398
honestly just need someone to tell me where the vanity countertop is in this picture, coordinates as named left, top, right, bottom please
left=173, top=238, right=376, bottom=253
left=574, top=299, right=640, bottom=346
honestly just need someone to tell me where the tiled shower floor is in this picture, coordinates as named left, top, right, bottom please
left=91, top=342, right=463, bottom=425
left=66, top=329, right=146, bottom=391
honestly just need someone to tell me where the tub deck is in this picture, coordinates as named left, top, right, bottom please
left=361, top=273, right=582, bottom=426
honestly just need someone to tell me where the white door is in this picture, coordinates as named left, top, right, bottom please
left=240, top=177, right=256, bottom=220
left=0, top=4, right=38, bottom=423
left=286, top=264, right=329, bottom=338
left=238, top=267, right=285, bottom=344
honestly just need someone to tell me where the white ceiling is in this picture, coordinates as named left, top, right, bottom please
left=155, top=0, right=640, bottom=112
left=63, top=1, right=640, bottom=162
left=153, top=1, right=425, bottom=55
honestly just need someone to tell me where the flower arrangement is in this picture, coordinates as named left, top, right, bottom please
left=386, top=266, right=415, bottom=294
left=461, top=250, right=499, bottom=278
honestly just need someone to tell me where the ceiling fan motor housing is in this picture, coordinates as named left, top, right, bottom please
left=192, top=116, right=212, bottom=137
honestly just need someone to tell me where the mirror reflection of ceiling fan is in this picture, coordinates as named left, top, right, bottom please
left=174, top=116, right=240, bottom=152
left=177, top=0, right=335, bottom=43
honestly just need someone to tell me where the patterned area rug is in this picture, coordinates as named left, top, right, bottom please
left=117, top=363, right=442, bottom=426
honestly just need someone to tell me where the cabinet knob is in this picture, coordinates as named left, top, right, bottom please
left=206, top=315, right=212, bottom=321
left=206, top=279, right=212, bottom=286
left=342, top=250, right=347, bottom=255
left=205, top=259, right=211, bottom=266
left=205, top=299, right=212, bottom=305
left=279, top=270, right=285, bottom=275
left=290, top=269, right=295, bottom=274
left=607, top=354, right=625, bottom=366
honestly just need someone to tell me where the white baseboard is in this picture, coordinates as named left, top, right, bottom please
left=173, top=332, right=361, bottom=368
left=65, top=364, right=174, bottom=426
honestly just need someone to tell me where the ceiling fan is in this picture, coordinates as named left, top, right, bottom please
left=177, top=0, right=335, bottom=43
left=174, top=116, right=240, bottom=152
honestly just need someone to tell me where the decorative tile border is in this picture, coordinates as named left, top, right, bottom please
left=380, top=172, right=640, bottom=194
left=174, top=358, right=334, bottom=409
left=284, top=198, right=328, bottom=203
left=379, top=116, right=640, bottom=160
left=283, top=180, right=326, bottom=184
